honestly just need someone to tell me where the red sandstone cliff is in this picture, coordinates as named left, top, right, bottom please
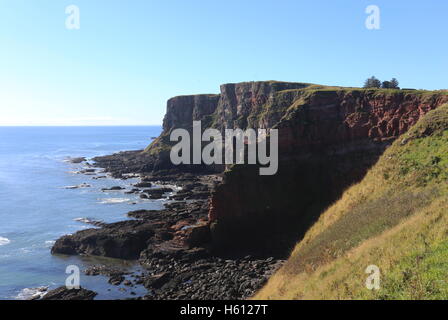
left=206, top=88, right=448, bottom=254
left=143, top=81, right=448, bottom=254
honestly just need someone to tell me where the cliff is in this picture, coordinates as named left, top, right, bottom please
left=144, top=81, right=448, bottom=255
left=143, top=81, right=311, bottom=171
left=256, top=103, right=448, bottom=299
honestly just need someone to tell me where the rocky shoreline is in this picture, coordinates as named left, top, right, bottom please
left=50, top=156, right=284, bottom=300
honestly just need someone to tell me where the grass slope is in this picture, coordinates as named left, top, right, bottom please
left=255, top=104, right=448, bottom=300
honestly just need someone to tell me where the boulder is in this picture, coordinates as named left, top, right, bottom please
left=144, top=272, right=171, bottom=289
left=184, top=223, right=211, bottom=248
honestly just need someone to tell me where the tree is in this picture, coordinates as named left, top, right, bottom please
left=381, top=78, right=400, bottom=89
left=390, top=78, right=399, bottom=89
left=364, top=76, right=381, bottom=88
left=382, top=81, right=392, bottom=88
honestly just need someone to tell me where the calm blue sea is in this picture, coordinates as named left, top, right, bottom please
left=0, top=126, right=162, bottom=300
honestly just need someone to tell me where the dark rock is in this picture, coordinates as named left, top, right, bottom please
left=41, top=287, right=97, bottom=300
left=109, top=274, right=125, bottom=286
left=92, top=176, right=107, bottom=179
left=144, top=188, right=174, bottom=195
left=134, top=182, right=153, bottom=188
left=158, top=231, right=173, bottom=241
left=51, top=220, right=155, bottom=259
left=179, top=247, right=210, bottom=262
left=185, top=191, right=210, bottom=200
left=149, top=193, right=164, bottom=200
left=68, top=157, right=86, bottom=164
left=74, top=217, right=106, bottom=227
left=164, top=201, right=187, bottom=210
left=127, top=209, right=159, bottom=219
left=102, top=186, right=124, bottom=191
left=144, top=272, right=171, bottom=289
left=182, top=183, right=202, bottom=191
left=184, top=224, right=211, bottom=248
left=125, top=188, right=141, bottom=194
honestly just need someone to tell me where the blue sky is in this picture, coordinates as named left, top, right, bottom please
left=0, top=0, right=446, bottom=125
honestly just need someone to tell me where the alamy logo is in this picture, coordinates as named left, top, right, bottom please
left=65, top=5, right=80, bottom=30
left=170, top=121, right=278, bottom=175
left=365, top=265, right=381, bottom=290
left=65, top=265, right=80, bottom=289
left=365, top=5, right=380, bottom=30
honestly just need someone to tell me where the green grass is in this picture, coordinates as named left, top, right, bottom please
left=377, top=239, right=448, bottom=299
left=283, top=189, right=437, bottom=275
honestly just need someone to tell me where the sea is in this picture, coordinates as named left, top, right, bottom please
left=0, top=126, right=163, bottom=300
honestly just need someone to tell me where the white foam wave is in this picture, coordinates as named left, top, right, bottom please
left=62, top=183, right=91, bottom=189
left=74, top=217, right=104, bottom=227
left=45, top=240, right=56, bottom=247
left=98, top=198, right=130, bottom=204
left=16, top=286, right=48, bottom=300
left=0, top=236, right=10, bottom=246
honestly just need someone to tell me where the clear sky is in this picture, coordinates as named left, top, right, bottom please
left=0, top=0, right=447, bottom=126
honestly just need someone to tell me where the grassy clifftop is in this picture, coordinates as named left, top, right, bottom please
left=255, top=103, right=448, bottom=300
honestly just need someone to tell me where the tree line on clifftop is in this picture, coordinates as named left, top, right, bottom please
left=363, top=76, right=400, bottom=89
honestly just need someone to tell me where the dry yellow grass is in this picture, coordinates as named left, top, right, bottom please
left=256, top=198, right=448, bottom=299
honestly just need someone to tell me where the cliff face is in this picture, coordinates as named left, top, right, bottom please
left=214, top=82, right=310, bottom=129
left=144, top=81, right=311, bottom=171
left=208, top=88, right=448, bottom=255
left=145, top=81, right=448, bottom=255
left=277, top=90, right=448, bottom=153
left=162, top=94, right=220, bottom=130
